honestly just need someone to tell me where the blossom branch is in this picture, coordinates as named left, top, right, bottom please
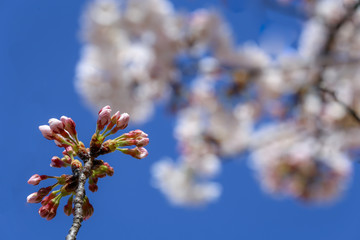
left=318, top=87, right=360, bottom=124
left=315, top=0, right=360, bottom=87
left=28, top=106, right=149, bottom=239
left=66, top=153, right=93, bottom=240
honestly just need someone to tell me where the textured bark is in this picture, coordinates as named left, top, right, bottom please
left=66, top=155, right=94, bottom=240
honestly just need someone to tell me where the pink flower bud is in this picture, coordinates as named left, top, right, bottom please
left=116, top=113, right=130, bottom=129
left=27, top=192, right=40, bottom=203
left=47, top=206, right=58, bottom=220
left=27, top=174, right=47, bottom=185
left=111, top=111, right=121, bottom=124
left=97, top=105, right=112, bottom=131
left=48, top=118, right=65, bottom=134
left=100, top=162, right=114, bottom=176
left=41, top=192, right=56, bottom=206
left=125, top=129, right=148, bottom=139
left=136, top=138, right=149, bottom=147
left=26, top=186, right=52, bottom=203
left=39, top=125, right=55, bottom=140
left=39, top=203, right=51, bottom=218
left=50, top=156, right=66, bottom=168
left=65, top=146, right=75, bottom=155
left=60, top=116, right=77, bottom=138
left=119, top=147, right=148, bottom=159
left=39, top=200, right=59, bottom=220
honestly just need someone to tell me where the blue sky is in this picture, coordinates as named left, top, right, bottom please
left=1, top=0, right=360, bottom=239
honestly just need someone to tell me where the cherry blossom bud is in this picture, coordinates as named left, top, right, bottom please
left=63, top=146, right=75, bottom=156
left=39, top=125, right=55, bottom=140
left=48, top=118, right=65, bottom=134
left=103, top=111, right=121, bottom=133
left=116, top=113, right=130, bottom=129
left=27, top=192, right=40, bottom=203
left=27, top=174, right=48, bottom=185
left=50, top=156, right=66, bottom=168
left=98, top=162, right=114, bottom=176
left=60, top=116, right=77, bottom=139
left=97, top=105, right=112, bottom=131
left=41, top=192, right=57, bottom=206
left=111, top=111, right=121, bottom=124
left=62, top=155, right=72, bottom=165
left=83, top=197, right=94, bottom=220
left=124, top=129, right=148, bottom=139
left=119, top=147, right=148, bottom=159
left=88, top=177, right=99, bottom=191
left=47, top=206, right=58, bottom=220
left=110, top=113, right=130, bottom=134
left=27, top=186, right=52, bottom=203
left=116, top=130, right=149, bottom=148
left=39, top=200, right=59, bottom=220
left=39, top=201, right=53, bottom=218
left=136, top=138, right=149, bottom=147
left=71, top=160, right=82, bottom=169
left=64, top=196, right=73, bottom=216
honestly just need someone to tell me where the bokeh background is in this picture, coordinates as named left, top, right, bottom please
left=1, top=0, right=360, bottom=239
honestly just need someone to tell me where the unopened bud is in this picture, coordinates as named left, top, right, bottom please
left=89, top=184, right=98, bottom=192
left=48, top=118, right=65, bottom=134
left=39, top=125, right=55, bottom=140
left=83, top=197, right=94, bottom=220
left=136, top=137, right=149, bottom=147
left=60, top=116, right=77, bottom=139
left=110, top=113, right=130, bottom=134
left=41, top=192, right=57, bottom=206
left=64, top=196, right=73, bottom=216
left=62, top=155, right=72, bottom=165
left=50, top=156, right=66, bottom=168
left=97, top=105, right=112, bottom=131
left=118, top=147, right=148, bottom=159
left=27, top=174, right=47, bottom=185
left=71, top=160, right=82, bottom=169
left=27, top=186, right=52, bottom=203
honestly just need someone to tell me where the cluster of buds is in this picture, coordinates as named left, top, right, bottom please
left=27, top=106, right=149, bottom=220
left=27, top=174, right=78, bottom=220
left=88, top=160, right=114, bottom=192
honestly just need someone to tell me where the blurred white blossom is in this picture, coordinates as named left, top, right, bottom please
left=77, top=0, right=360, bottom=206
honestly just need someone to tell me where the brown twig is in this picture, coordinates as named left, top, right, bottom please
left=315, top=1, right=360, bottom=87
left=66, top=153, right=94, bottom=240
left=318, top=87, right=360, bottom=124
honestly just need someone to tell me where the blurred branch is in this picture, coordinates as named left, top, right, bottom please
left=321, top=1, right=360, bottom=57
left=315, top=1, right=360, bottom=84
left=321, top=55, right=360, bottom=67
left=319, top=87, right=360, bottom=123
